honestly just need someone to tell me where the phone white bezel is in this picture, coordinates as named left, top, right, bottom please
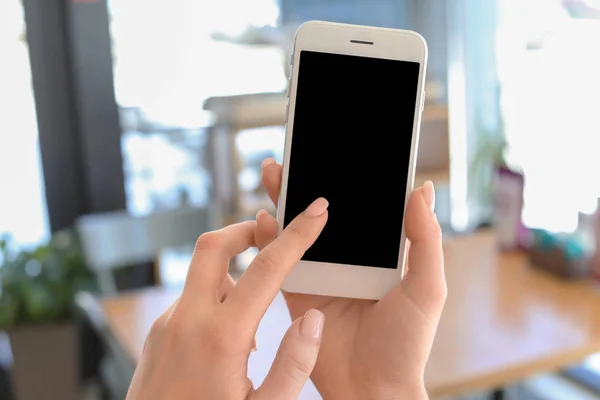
left=278, top=21, right=428, bottom=300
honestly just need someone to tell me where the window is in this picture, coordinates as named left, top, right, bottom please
left=108, top=0, right=285, bottom=216
left=498, top=0, right=600, bottom=232
left=0, top=0, right=49, bottom=247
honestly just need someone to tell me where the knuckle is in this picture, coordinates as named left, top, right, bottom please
left=282, top=354, right=313, bottom=384
left=148, top=314, right=167, bottom=341
left=150, top=301, right=195, bottom=343
left=165, top=312, right=190, bottom=335
left=252, top=247, right=284, bottom=276
left=438, top=284, right=448, bottom=305
left=284, top=222, right=303, bottom=242
left=195, top=231, right=221, bottom=253
left=426, top=284, right=448, bottom=317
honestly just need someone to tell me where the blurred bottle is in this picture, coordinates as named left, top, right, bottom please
left=576, top=209, right=596, bottom=254
left=492, top=167, right=525, bottom=250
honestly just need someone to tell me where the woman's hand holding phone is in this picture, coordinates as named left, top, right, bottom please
left=261, top=158, right=447, bottom=400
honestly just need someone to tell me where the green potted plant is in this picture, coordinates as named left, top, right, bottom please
left=0, top=230, right=96, bottom=400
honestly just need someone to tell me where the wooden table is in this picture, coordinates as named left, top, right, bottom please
left=95, top=232, right=600, bottom=398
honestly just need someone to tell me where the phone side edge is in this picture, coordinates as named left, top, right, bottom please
left=397, top=34, right=429, bottom=279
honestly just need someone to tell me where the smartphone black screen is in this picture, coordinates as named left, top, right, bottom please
left=283, top=50, right=420, bottom=269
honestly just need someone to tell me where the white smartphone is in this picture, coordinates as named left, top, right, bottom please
left=278, top=21, right=427, bottom=300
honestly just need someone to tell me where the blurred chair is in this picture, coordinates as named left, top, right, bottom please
left=204, top=92, right=286, bottom=227
left=75, top=290, right=134, bottom=400
left=75, top=207, right=215, bottom=399
left=204, top=92, right=452, bottom=230
left=76, top=206, right=215, bottom=295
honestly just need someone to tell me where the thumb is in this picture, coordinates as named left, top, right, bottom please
left=256, top=309, right=324, bottom=400
left=382, top=181, right=446, bottom=316
left=403, top=181, right=446, bottom=311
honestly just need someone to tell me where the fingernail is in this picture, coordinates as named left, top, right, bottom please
left=305, top=198, right=329, bottom=217
left=256, top=209, right=268, bottom=220
left=261, top=158, right=276, bottom=169
left=300, top=309, right=324, bottom=342
left=422, top=180, right=435, bottom=212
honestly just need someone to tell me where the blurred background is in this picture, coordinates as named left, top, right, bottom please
left=1, top=0, right=600, bottom=399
